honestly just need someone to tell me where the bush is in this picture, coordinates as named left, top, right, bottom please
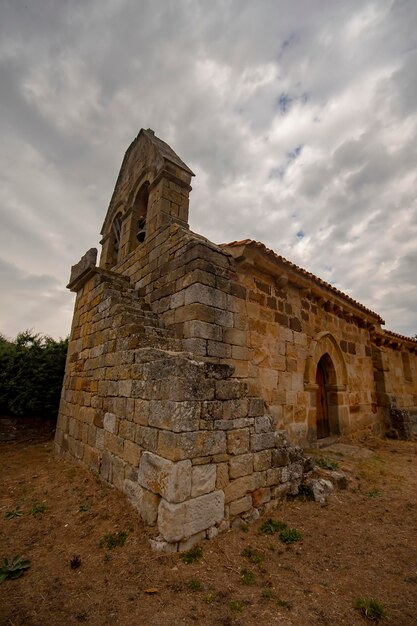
left=0, top=331, right=68, bottom=421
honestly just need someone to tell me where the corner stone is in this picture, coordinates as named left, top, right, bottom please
left=138, top=451, right=191, bottom=503
left=158, top=490, right=225, bottom=543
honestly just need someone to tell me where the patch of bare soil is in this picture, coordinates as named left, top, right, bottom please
left=0, top=425, right=416, bottom=626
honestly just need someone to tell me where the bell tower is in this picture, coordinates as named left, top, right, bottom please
left=99, top=129, right=194, bottom=269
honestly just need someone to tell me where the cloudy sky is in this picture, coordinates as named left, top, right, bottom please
left=1, top=0, right=416, bottom=339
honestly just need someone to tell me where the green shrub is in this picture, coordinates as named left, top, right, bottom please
left=99, top=531, right=127, bottom=550
left=0, top=556, right=31, bottom=582
left=181, top=545, right=202, bottom=564
left=240, top=568, right=255, bottom=584
left=279, top=527, right=303, bottom=544
left=316, top=457, right=339, bottom=471
left=259, top=518, right=288, bottom=535
left=354, top=597, right=385, bottom=621
left=0, top=331, right=68, bottom=421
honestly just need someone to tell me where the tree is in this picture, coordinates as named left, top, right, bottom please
left=0, top=331, right=68, bottom=420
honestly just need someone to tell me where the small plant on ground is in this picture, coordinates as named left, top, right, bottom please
left=240, top=568, right=255, bottom=585
left=4, top=507, right=23, bottom=520
left=229, top=600, right=243, bottom=612
left=187, top=579, right=204, bottom=591
left=75, top=611, right=88, bottom=622
left=277, top=598, right=292, bottom=610
left=279, top=527, right=303, bottom=544
left=78, top=503, right=89, bottom=512
left=70, top=555, right=82, bottom=569
left=261, top=589, right=274, bottom=599
left=99, top=530, right=127, bottom=550
left=203, top=593, right=213, bottom=604
left=354, top=597, right=385, bottom=621
left=242, top=546, right=263, bottom=564
left=240, top=522, right=249, bottom=533
left=0, top=556, right=31, bottom=582
left=181, top=545, right=203, bottom=564
left=316, top=457, right=339, bottom=471
left=259, top=518, right=288, bottom=535
left=29, top=502, right=47, bottom=516
left=366, top=489, right=381, bottom=498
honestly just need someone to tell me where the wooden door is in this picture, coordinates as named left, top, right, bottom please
left=316, top=361, right=330, bottom=439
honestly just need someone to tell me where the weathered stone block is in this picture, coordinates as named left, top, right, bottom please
left=148, top=400, right=201, bottom=432
left=224, top=474, right=256, bottom=503
left=191, top=464, right=216, bottom=497
left=157, top=430, right=226, bottom=461
left=250, top=432, right=276, bottom=452
left=229, top=453, right=253, bottom=479
left=138, top=451, right=191, bottom=503
left=271, top=448, right=290, bottom=467
left=227, top=429, right=250, bottom=455
left=158, top=491, right=225, bottom=542
left=254, top=415, right=273, bottom=433
left=229, top=495, right=252, bottom=516
left=123, top=479, right=159, bottom=525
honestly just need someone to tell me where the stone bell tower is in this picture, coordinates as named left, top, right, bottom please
left=99, top=128, right=194, bottom=270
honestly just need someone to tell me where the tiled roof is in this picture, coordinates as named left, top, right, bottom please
left=382, top=329, right=417, bottom=345
left=221, top=239, right=384, bottom=323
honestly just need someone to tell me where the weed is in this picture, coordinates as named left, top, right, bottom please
left=240, top=568, right=255, bottom=585
left=99, top=531, right=127, bottom=550
left=316, top=457, right=339, bottom=471
left=259, top=518, right=288, bottom=535
left=277, top=598, right=292, bottom=610
left=181, top=545, right=203, bottom=564
left=78, top=504, right=89, bottom=513
left=298, top=483, right=314, bottom=499
left=229, top=600, right=243, bottom=612
left=261, top=589, right=274, bottom=599
left=70, top=555, right=82, bottom=569
left=279, top=527, right=303, bottom=544
left=75, top=611, right=88, bottom=622
left=29, top=502, right=47, bottom=516
left=187, top=579, right=204, bottom=591
left=0, top=556, right=31, bottom=583
left=103, top=553, right=111, bottom=563
left=240, top=522, right=249, bottom=533
left=203, top=593, right=214, bottom=604
left=241, top=546, right=263, bottom=565
left=4, top=507, right=23, bottom=520
left=366, top=489, right=381, bottom=498
left=354, top=597, right=385, bottom=621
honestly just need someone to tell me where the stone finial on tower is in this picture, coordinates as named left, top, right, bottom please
left=99, top=129, right=194, bottom=269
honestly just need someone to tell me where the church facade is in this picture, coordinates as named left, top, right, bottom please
left=55, top=130, right=417, bottom=549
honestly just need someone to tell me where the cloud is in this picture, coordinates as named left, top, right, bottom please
left=0, top=0, right=416, bottom=338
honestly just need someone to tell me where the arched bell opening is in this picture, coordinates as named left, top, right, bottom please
left=110, top=212, right=123, bottom=267
left=130, top=181, right=150, bottom=249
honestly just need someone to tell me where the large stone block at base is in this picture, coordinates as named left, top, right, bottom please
left=158, top=490, right=225, bottom=542
left=138, top=451, right=191, bottom=503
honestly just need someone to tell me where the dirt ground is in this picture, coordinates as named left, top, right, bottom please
left=0, top=421, right=416, bottom=626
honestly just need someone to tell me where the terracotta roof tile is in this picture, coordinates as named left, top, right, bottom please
left=221, top=239, right=384, bottom=322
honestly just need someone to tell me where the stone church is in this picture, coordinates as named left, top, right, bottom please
left=55, top=129, right=417, bottom=549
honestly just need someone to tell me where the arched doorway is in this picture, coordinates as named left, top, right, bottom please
left=315, top=353, right=339, bottom=439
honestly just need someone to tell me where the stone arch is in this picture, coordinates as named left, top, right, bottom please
left=304, top=331, right=348, bottom=389
left=304, top=332, right=348, bottom=441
